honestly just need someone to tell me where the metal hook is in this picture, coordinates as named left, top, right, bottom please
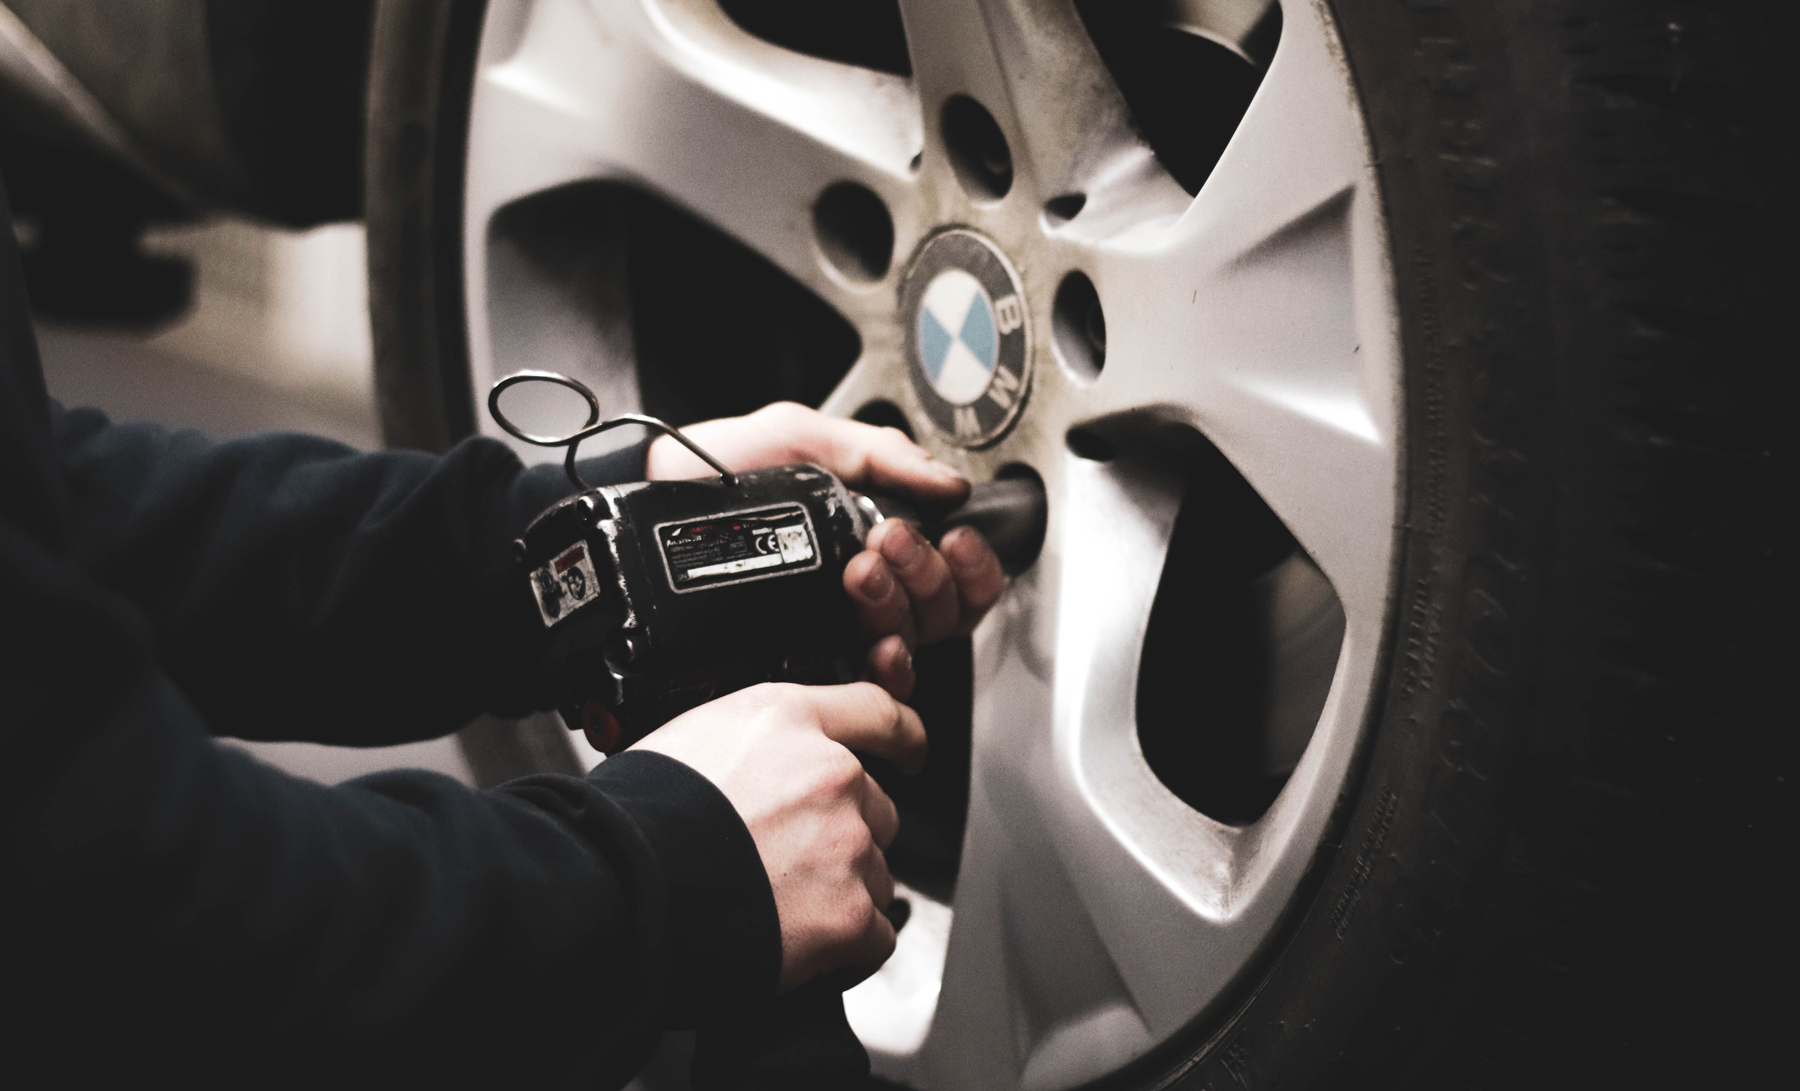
left=487, top=370, right=738, bottom=490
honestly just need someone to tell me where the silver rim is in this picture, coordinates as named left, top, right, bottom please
left=461, top=2, right=1399, bottom=1087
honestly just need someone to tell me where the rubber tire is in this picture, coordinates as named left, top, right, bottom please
left=362, top=0, right=1786, bottom=1084
left=1111, top=1, right=1785, bottom=1086
left=364, top=0, right=587, bottom=788
left=365, top=0, right=489, bottom=455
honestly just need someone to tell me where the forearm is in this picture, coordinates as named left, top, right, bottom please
left=1, top=523, right=775, bottom=1079
left=50, top=404, right=645, bottom=744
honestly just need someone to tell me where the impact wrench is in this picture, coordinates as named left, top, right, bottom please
left=490, top=370, right=1047, bottom=1090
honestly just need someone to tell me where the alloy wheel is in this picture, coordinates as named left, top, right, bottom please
left=458, top=1, right=1399, bottom=1086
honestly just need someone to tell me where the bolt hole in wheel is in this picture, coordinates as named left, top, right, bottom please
left=853, top=399, right=915, bottom=439
left=941, top=94, right=1014, bottom=201
left=1051, top=271, right=1106, bottom=381
left=436, top=0, right=1406, bottom=1086
left=813, top=181, right=895, bottom=282
left=1064, top=426, right=1116, bottom=463
left=717, top=0, right=913, bottom=76
left=1075, top=0, right=1282, bottom=194
left=1042, top=193, right=1087, bottom=225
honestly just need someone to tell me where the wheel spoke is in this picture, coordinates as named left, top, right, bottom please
left=889, top=445, right=1378, bottom=1088
left=888, top=538, right=1177, bottom=1090
left=465, top=0, right=923, bottom=313
left=1156, top=0, right=1282, bottom=63
left=1074, top=0, right=1396, bottom=617
left=897, top=0, right=1147, bottom=203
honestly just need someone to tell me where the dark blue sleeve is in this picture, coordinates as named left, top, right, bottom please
left=1, top=505, right=778, bottom=1081
left=48, top=402, right=640, bottom=745
left=0, top=179, right=780, bottom=1082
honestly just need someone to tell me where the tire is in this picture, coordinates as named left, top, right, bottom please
left=363, top=0, right=1785, bottom=1085
left=364, top=0, right=488, bottom=455
left=1143, top=2, right=1785, bottom=1086
left=363, top=0, right=586, bottom=787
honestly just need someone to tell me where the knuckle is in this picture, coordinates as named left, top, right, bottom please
left=759, top=400, right=809, bottom=423
left=826, top=750, right=867, bottom=794
left=856, top=827, right=883, bottom=864
left=742, top=681, right=799, bottom=717
left=837, top=899, right=880, bottom=946
left=800, top=748, right=864, bottom=800
left=870, top=926, right=898, bottom=962
left=766, top=680, right=811, bottom=709
left=833, top=812, right=877, bottom=860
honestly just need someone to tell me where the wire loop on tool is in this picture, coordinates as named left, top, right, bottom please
left=488, top=370, right=738, bottom=490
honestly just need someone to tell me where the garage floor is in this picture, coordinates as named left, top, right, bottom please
left=36, top=323, right=381, bottom=450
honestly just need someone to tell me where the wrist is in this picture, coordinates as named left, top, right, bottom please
left=585, top=751, right=782, bottom=1026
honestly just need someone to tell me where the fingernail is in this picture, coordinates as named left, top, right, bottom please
left=861, top=559, right=894, bottom=599
left=881, top=521, right=923, bottom=566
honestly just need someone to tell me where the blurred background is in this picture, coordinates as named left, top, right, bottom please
left=31, top=213, right=486, bottom=785
left=2, top=1, right=507, bottom=784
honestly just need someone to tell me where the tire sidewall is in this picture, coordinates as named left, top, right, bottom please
left=365, top=0, right=490, bottom=454
left=1133, top=1, right=1780, bottom=1086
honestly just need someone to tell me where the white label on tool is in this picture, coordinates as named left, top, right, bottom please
left=530, top=540, right=601, bottom=627
left=656, top=504, right=820, bottom=593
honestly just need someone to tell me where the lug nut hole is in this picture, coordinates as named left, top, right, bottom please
left=1053, top=271, right=1107, bottom=381
left=1044, top=193, right=1087, bottom=224
left=814, top=181, right=895, bottom=282
left=854, top=399, right=914, bottom=440
left=1066, top=428, right=1115, bottom=462
left=942, top=95, right=1013, bottom=201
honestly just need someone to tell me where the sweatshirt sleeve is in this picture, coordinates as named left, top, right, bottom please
left=0, top=514, right=779, bottom=1084
left=0, top=178, right=780, bottom=1084
left=48, top=402, right=643, bottom=746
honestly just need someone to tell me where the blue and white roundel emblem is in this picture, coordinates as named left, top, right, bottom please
left=901, top=230, right=1030, bottom=446
left=918, top=270, right=998, bottom=405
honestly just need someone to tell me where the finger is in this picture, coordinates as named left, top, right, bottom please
left=864, top=634, right=915, bottom=701
left=802, top=682, right=928, bottom=774
left=940, top=526, right=1007, bottom=636
left=643, top=432, right=704, bottom=480
left=859, top=771, right=901, bottom=850
left=847, top=895, right=899, bottom=976
left=647, top=404, right=971, bottom=501
left=871, top=520, right=962, bottom=643
left=846, top=847, right=899, bottom=972
left=644, top=403, right=817, bottom=480
left=808, top=416, right=969, bottom=502
left=644, top=416, right=753, bottom=481
left=844, top=551, right=916, bottom=648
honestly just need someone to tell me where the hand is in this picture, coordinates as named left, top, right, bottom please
left=648, top=403, right=1006, bottom=698
left=630, top=682, right=925, bottom=991
left=645, top=400, right=969, bottom=501
left=846, top=521, right=1003, bottom=699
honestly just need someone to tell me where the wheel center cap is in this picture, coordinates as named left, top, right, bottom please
left=901, top=230, right=1030, bottom=446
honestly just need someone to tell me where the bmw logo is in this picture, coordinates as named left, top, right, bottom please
left=900, top=230, right=1030, bottom=446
